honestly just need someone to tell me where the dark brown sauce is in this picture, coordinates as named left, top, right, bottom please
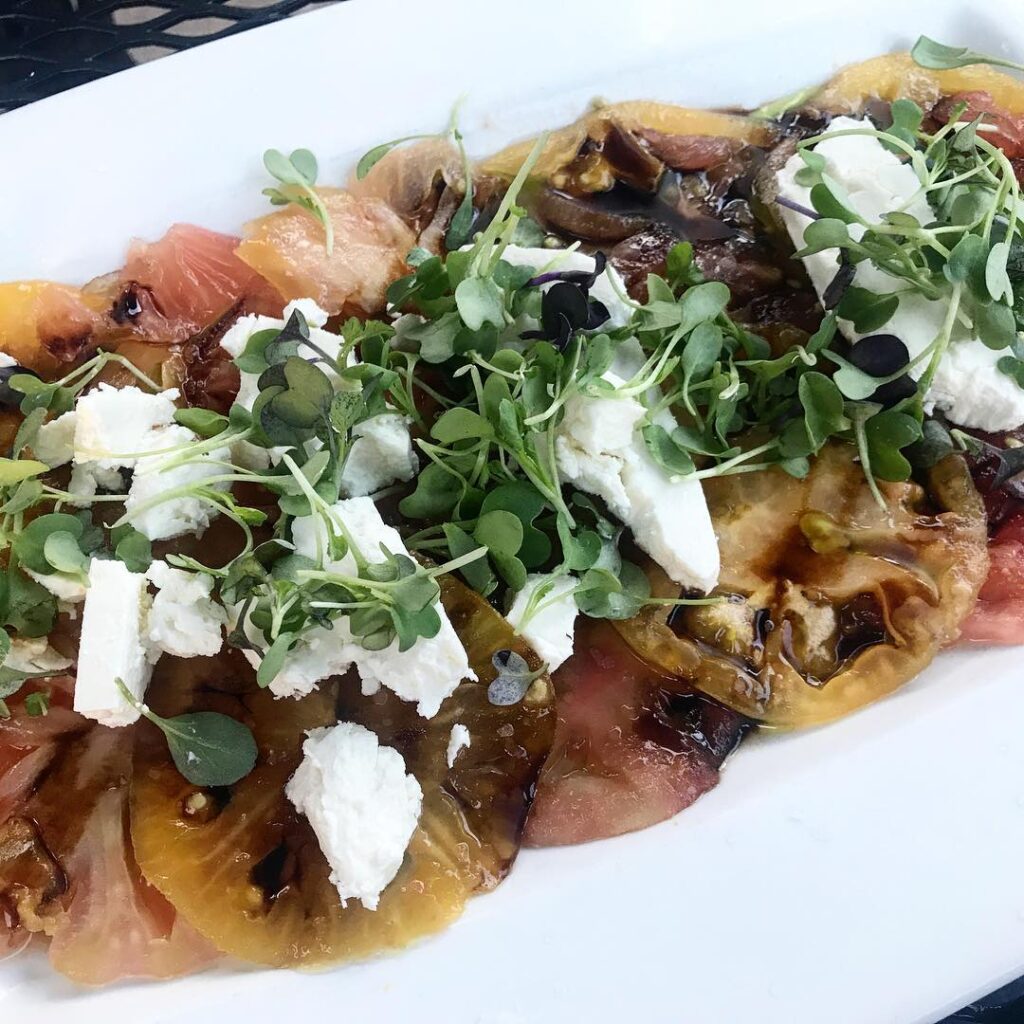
left=636, top=684, right=748, bottom=764
left=833, top=592, right=889, bottom=665
left=249, top=841, right=296, bottom=908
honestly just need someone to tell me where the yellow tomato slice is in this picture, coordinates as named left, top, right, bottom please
left=130, top=578, right=555, bottom=968
left=813, top=52, right=1024, bottom=114
left=479, top=101, right=773, bottom=182
left=616, top=446, right=989, bottom=729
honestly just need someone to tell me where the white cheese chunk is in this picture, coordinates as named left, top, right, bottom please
left=554, top=341, right=720, bottom=592
left=239, top=622, right=353, bottom=699
left=286, top=721, right=422, bottom=910
left=31, top=410, right=76, bottom=469
left=339, top=412, right=419, bottom=498
left=23, top=568, right=88, bottom=604
left=220, top=299, right=418, bottom=487
left=446, top=723, right=471, bottom=768
left=506, top=572, right=578, bottom=671
left=5, top=637, right=72, bottom=675
left=146, top=560, right=226, bottom=658
left=776, top=116, right=1024, bottom=432
left=276, top=498, right=475, bottom=716
left=74, top=559, right=155, bottom=727
left=73, top=384, right=180, bottom=469
left=67, top=462, right=125, bottom=507
left=124, top=424, right=229, bottom=541
left=219, top=298, right=345, bottom=414
left=478, top=245, right=636, bottom=327
left=0, top=351, right=18, bottom=368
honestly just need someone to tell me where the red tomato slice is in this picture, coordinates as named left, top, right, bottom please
left=525, top=618, right=746, bottom=846
left=122, top=223, right=282, bottom=341
left=960, top=517, right=1024, bottom=644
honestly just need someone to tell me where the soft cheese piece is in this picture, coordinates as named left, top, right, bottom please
left=446, top=722, right=471, bottom=768
left=125, top=424, right=229, bottom=541
left=339, top=412, right=419, bottom=498
left=776, top=116, right=1024, bottom=432
left=67, top=462, right=124, bottom=505
left=248, top=623, right=354, bottom=698
left=74, top=559, right=155, bottom=727
left=480, top=245, right=636, bottom=327
left=555, top=342, right=720, bottom=593
left=146, top=560, right=227, bottom=658
left=246, top=498, right=474, bottom=715
left=31, top=410, right=76, bottom=469
left=220, top=298, right=418, bottom=496
left=5, top=637, right=72, bottom=675
left=219, top=297, right=347, bottom=413
left=0, top=351, right=17, bottom=368
left=23, top=568, right=88, bottom=604
left=286, top=721, right=423, bottom=910
left=506, top=572, right=579, bottom=671
left=73, top=384, right=180, bottom=469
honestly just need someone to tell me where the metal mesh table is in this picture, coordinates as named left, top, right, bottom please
left=0, top=3, right=1018, bottom=1020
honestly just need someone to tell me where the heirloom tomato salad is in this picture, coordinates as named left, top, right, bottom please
left=2, top=36, right=1024, bottom=983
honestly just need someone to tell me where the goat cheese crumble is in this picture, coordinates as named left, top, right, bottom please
left=31, top=410, right=76, bottom=469
left=340, top=411, right=419, bottom=498
left=777, top=116, right=1024, bottom=432
left=5, top=637, right=72, bottom=675
left=73, top=559, right=155, bottom=727
left=124, top=424, right=229, bottom=541
left=286, top=721, right=422, bottom=910
left=555, top=341, right=720, bottom=592
left=146, top=560, right=227, bottom=658
left=506, top=573, right=579, bottom=672
left=446, top=723, right=471, bottom=768
left=244, top=498, right=475, bottom=717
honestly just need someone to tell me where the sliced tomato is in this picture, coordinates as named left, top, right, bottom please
left=48, top=786, right=219, bottom=985
left=0, top=281, right=108, bottom=372
left=131, top=579, right=554, bottom=968
left=616, top=447, right=989, bottom=729
left=960, top=514, right=1024, bottom=644
left=638, top=129, right=744, bottom=171
left=349, top=138, right=462, bottom=233
left=931, top=92, right=1024, bottom=159
left=0, top=727, right=219, bottom=984
left=121, top=223, right=283, bottom=342
left=525, top=618, right=746, bottom=847
left=235, top=188, right=416, bottom=317
left=0, top=678, right=85, bottom=825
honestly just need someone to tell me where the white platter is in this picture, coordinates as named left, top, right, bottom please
left=2, top=1, right=1024, bottom=1021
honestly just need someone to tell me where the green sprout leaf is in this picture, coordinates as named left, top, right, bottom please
left=911, top=36, right=1024, bottom=73
left=986, top=241, right=1014, bottom=303
left=262, top=147, right=334, bottom=254
left=0, top=458, right=48, bottom=487
left=864, top=410, right=923, bottom=481
left=24, top=691, right=49, bottom=717
left=487, top=649, right=546, bottom=705
left=455, top=276, right=506, bottom=331
left=174, top=407, right=230, bottom=439
left=798, top=372, right=849, bottom=450
left=836, top=286, right=899, bottom=333
left=575, top=561, right=651, bottom=620
left=116, top=677, right=257, bottom=786
left=112, top=523, right=153, bottom=573
left=972, top=299, right=1017, bottom=350
left=641, top=423, right=697, bottom=476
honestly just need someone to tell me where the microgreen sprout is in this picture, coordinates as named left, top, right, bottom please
left=487, top=649, right=547, bottom=705
left=262, top=147, right=334, bottom=254
left=911, top=36, right=1024, bottom=74
left=115, top=677, right=257, bottom=786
